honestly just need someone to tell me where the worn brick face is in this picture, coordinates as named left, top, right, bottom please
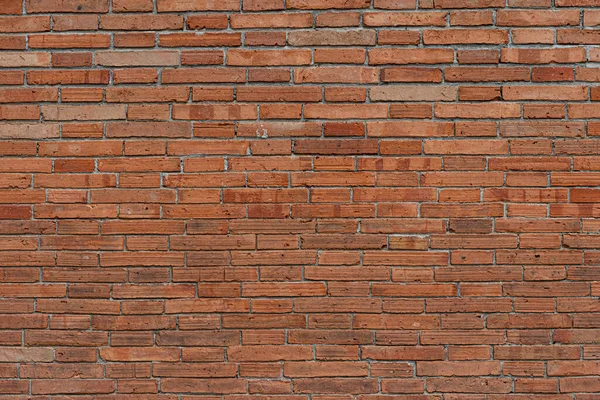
left=0, top=0, right=599, bottom=396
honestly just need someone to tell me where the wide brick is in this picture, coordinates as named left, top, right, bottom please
left=101, top=14, right=183, bottom=30
left=498, top=10, right=580, bottom=26
left=96, top=51, right=179, bottom=66
left=173, top=104, right=257, bottom=120
left=0, top=348, right=54, bottom=362
left=364, top=12, right=447, bottom=26
left=28, top=70, right=109, bottom=85
left=294, top=378, right=378, bottom=393
left=503, top=85, right=588, bottom=100
left=295, top=66, right=378, bottom=83
left=428, top=377, right=512, bottom=393
left=501, top=47, right=586, bottom=63
left=100, top=347, right=179, bottom=361
left=369, top=48, right=455, bottom=64
left=157, top=0, right=240, bottom=11
left=284, top=361, right=368, bottom=377
left=0, top=16, right=50, bottom=33
left=228, top=49, right=311, bottom=67
left=26, top=0, right=109, bottom=12
left=289, top=30, right=376, bottom=46
left=424, top=29, right=509, bottom=44
left=370, top=85, right=456, bottom=101
left=42, top=105, right=126, bottom=121
left=362, top=346, right=445, bottom=361
left=29, top=34, right=110, bottom=49
left=436, top=102, right=520, bottom=118
left=231, top=13, right=312, bottom=29
left=32, top=380, right=114, bottom=395
left=107, top=122, right=190, bottom=138
left=0, top=52, right=51, bottom=67
left=288, top=0, right=371, bottom=8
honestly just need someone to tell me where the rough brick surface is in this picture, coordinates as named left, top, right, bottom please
left=0, top=0, right=600, bottom=397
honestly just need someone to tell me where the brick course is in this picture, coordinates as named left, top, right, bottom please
left=1, top=0, right=600, bottom=396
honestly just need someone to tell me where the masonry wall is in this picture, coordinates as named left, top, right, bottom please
left=1, top=0, right=600, bottom=397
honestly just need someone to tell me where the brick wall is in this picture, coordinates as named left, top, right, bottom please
left=1, top=0, right=599, bottom=397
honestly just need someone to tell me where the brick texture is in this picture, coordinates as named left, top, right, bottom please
left=0, top=0, right=600, bottom=397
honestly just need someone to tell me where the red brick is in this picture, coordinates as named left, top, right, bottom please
left=32, top=380, right=114, bottom=395
left=26, top=0, right=109, bottom=13
left=29, top=34, right=110, bottom=49
left=369, top=48, right=454, bottom=64
left=317, top=12, right=360, bottom=27
left=157, top=0, right=240, bottom=11
left=501, top=47, right=586, bottom=63
left=288, top=0, right=371, bottom=8
left=364, top=12, right=447, bottom=26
